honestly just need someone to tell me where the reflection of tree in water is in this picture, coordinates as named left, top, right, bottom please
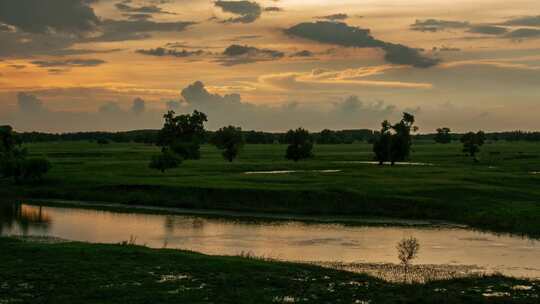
left=0, top=204, right=52, bottom=235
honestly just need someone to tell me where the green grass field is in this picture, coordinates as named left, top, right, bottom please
left=2, top=140, right=540, bottom=236
left=1, top=237, right=538, bottom=304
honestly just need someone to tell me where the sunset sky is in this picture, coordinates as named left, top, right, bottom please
left=1, top=0, right=539, bottom=132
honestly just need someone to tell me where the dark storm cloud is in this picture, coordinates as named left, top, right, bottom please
left=214, top=1, right=262, bottom=24
left=285, top=22, right=439, bottom=68
left=502, top=15, right=540, bottom=27
left=410, top=19, right=470, bottom=32
left=467, top=25, right=508, bottom=35
left=136, top=47, right=206, bottom=57
left=218, top=44, right=284, bottom=65
left=30, top=59, right=106, bottom=68
left=315, top=13, right=349, bottom=21
left=0, top=0, right=100, bottom=34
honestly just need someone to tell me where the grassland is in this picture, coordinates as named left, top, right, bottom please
left=0, top=237, right=538, bottom=304
left=1, top=140, right=540, bottom=236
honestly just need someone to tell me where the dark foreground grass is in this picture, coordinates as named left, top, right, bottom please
left=1, top=141, right=540, bottom=236
left=0, top=237, right=538, bottom=304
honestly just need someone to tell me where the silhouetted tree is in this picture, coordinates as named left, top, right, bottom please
left=434, top=127, right=452, bottom=144
left=461, top=131, right=485, bottom=162
left=211, top=126, right=245, bottom=162
left=0, top=126, right=50, bottom=183
left=373, top=113, right=418, bottom=165
left=156, top=110, right=208, bottom=160
left=97, top=138, right=110, bottom=145
left=149, top=149, right=182, bottom=173
left=285, top=128, right=313, bottom=161
left=373, top=121, right=392, bottom=165
left=0, top=125, right=19, bottom=153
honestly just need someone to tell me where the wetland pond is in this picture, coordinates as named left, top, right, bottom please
left=1, top=202, right=539, bottom=279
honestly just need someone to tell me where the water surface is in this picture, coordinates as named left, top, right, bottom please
left=1, top=203, right=539, bottom=278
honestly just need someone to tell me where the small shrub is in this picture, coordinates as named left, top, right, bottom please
left=397, top=236, right=420, bottom=282
left=149, top=149, right=182, bottom=173
left=285, top=128, right=313, bottom=162
left=1, top=157, right=51, bottom=183
left=397, top=237, right=420, bottom=267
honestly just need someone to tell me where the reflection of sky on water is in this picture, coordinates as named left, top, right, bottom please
left=1, top=203, right=539, bottom=278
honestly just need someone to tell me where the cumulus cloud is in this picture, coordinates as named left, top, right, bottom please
left=99, top=101, right=123, bottom=115
left=218, top=44, right=284, bottom=65
left=0, top=0, right=100, bottom=34
left=214, top=1, right=262, bottom=24
left=17, top=92, right=46, bottom=113
left=131, top=97, right=146, bottom=115
left=285, top=22, right=439, bottom=68
left=166, top=100, right=182, bottom=111
left=5, top=91, right=166, bottom=132
left=179, top=81, right=400, bottom=130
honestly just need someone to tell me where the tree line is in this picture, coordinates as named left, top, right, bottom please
left=15, top=128, right=540, bottom=145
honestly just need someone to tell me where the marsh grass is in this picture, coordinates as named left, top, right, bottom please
left=315, top=261, right=486, bottom=284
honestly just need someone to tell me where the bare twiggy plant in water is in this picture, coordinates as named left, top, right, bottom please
left=397, top=237, right=420, bottom=282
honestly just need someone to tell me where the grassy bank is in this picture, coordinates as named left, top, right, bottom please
left=0, top=237, right=538, bottom=303
left=1, top=141, right=540, bottom=236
